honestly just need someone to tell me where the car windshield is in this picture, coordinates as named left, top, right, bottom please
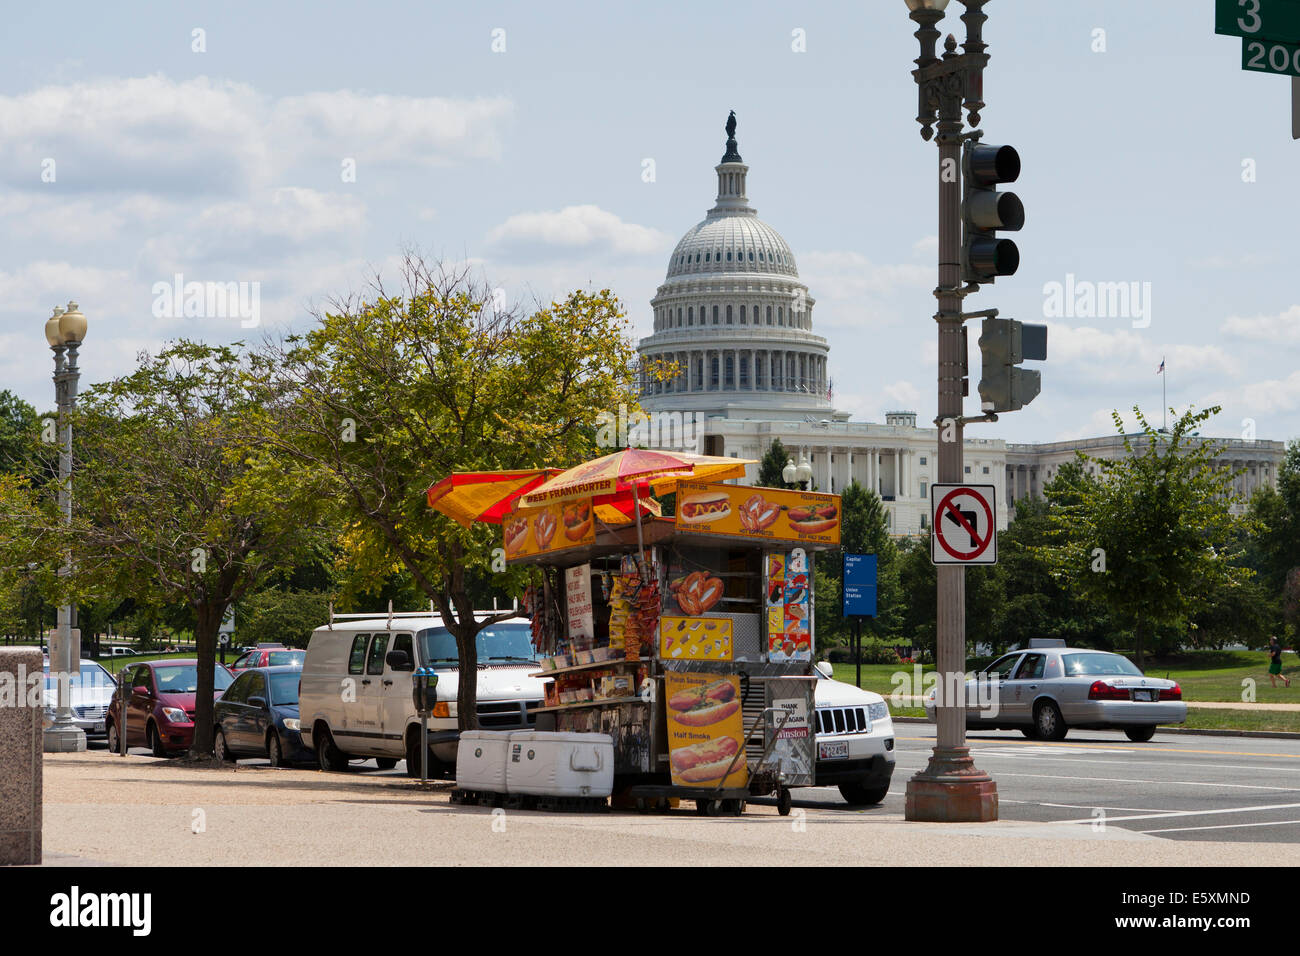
left=268, top=672, right=300, bottom=706
left=153, top=664, right=234, bottom=693
left=267, top=651, right=304, bottom=666
left=1062, top=652, right=1143, bottom=677
left=43, top=663, right=115, bottom=692
left=417, top=622, right=537, bottom=666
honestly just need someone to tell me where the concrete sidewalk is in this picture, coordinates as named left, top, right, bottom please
left=38, top=752, right=1300, bottom=867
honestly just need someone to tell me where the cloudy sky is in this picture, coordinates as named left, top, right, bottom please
left=1, top=0, right=1296, bottom=446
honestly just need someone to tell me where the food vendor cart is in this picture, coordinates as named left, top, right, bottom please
left=505, top=480, right=842, bottom=816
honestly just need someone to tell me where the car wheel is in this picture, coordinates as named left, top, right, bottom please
left=1034, top=701, right=1068, bottom=741
left=267, top=732, right=284, bottom=767
left=1020, top=726, right=1039, bottom=739
left=1124, top=725, right=1157, bottom=743
left=315, top=726, right=349, bottom=772
left=374, top=757, right=398, bottom=770
left=106, top=721, right=121, bottom=754
left=147, top=722, right=168, bottom=758
left=839, top=781, right=890, bottom=806
left=405, top=734, right=442, bottom=778
left=214, top=728, right=234, bottom=763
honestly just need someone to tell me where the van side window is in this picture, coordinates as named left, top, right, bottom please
left=348, top=634, right=370, bottom=675
left=366, top=633, right=390, bottom=675
left=389, top=633, right=413, bottom=670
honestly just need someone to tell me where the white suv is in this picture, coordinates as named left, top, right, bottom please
left=811, top=661, right=895, bottom=805
left=299, top=612, right=547, bottom=775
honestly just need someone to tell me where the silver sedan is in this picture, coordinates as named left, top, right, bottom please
left=923, top=646, right=1187, bottom=742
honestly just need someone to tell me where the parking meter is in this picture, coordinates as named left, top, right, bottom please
left=412, top=666, right=439, bottom=783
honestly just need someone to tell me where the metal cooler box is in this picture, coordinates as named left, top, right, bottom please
left=455, top=730, right=513, bottom=793
left=505, top=731, right=614, bottom=797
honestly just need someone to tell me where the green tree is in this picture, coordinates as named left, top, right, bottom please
left=1036, top=406, right=1253, bottom=668
left=0, top=391, right=39, bottom=475
left=757, top=437, right=794, bottom=489
left=251, top=257, right=641, bottom=730
left=27, top=342, right=331, bottom=755
left=815, top=480, right=902, bottom=650
left=237, top=589, right=332, bottom=649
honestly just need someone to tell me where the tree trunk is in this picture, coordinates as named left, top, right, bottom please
left=455, top=625, right=479, bottom=732
left=189, top=602, right=223, bottom=757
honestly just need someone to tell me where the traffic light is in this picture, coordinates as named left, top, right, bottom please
left=962, top=143, right=1024, bottom=285
left=978, top=317, right=1046, bottom=413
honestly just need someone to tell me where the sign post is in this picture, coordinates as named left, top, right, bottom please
left=843, top=553, right=878, bottom=688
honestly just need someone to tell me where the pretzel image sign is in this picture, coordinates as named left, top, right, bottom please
left=930, top=484, right=997, bottom=565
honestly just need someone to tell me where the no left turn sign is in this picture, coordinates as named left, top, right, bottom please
left=930, top=484, right=997, bottom=565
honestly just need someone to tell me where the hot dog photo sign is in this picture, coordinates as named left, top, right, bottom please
left=664, top=673, right=748, bottom=789
left=674, top=481, right=841, bottom=546
left=502, top=497, right=596, bottom=559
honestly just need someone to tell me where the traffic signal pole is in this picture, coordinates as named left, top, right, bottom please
left=904, top=0, right=997, bottom=823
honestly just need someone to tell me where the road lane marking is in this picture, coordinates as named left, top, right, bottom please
left=1040, top=803, right=1190, bottom=814
left=1141, top=819, right=1300, bottom=834
left=898, top=736, right=1300, bottom=758
left=986, top=771, right=1300, bottom=791
left=1051, top=801, right=1300, bottom=824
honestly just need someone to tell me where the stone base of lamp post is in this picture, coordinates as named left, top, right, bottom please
left=42, top=723, right=87, bottom=753
left=904, top=747, right=998, bottom=822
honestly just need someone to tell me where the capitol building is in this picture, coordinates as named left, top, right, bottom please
left=637, top=115, right=1285, bottom=533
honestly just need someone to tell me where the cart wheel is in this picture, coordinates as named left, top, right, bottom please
left=635, top=797, right=650, bottom=814
left=656, top=798, right=672, bottom=813
left=777, top=788, right=792, bottom=817
left=695, top=798, right=712, bottom=816
left=722, top=798, right=745, bottom=816
left=706, top=799, right=723, bottom=817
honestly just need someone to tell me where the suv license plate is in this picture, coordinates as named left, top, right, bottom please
left=818, top=741, right=850, bottom=760
left=1132, top=690, right=1155, bottom=701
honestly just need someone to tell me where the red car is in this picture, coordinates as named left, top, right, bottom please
left=105, top=659, right=234, bottom=757
left=228, top=646, right=305, bottom=674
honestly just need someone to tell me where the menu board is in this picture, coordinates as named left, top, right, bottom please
left=664, top=672, right=748, bottom=790
left=675, top=482, right=841, bottom=546
left=502, top=498, right=595, bottom=559
left=766, top=548, right=812, bottom=662
left=565, top=564, right=594, bottom=645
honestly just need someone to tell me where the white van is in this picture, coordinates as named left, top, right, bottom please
left=299, top=611, right=547, bottom=775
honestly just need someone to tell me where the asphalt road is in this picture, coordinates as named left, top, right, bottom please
left=772, top=726, right=1300, bottom=844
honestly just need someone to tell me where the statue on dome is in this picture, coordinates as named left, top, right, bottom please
left=722, top=110, right=742, bottom=163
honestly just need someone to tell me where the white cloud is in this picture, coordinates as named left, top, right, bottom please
left=1046, top=323, right=1240, bottom=381
left=799, top=250, right=931, bottom=299
left=0, top=74, right=512, bottom=195
left=487, top=205, right=672, bottom=257
left=1220, top=304, right=1300, bottom=345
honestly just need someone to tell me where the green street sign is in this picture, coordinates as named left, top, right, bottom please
left=1243, top=36, right=1300, bottom=75
left=1217, top=0, right=1300, bottom=43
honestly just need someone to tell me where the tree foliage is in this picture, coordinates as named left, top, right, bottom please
left=249, top=257, right=641, bottom=729
left=757, top=437, right=794, bottom=489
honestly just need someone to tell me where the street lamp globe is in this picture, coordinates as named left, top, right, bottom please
left=782, top=458, right=797, bottom=485
left=904, top=0, right=950, bottom=11
left=796, top=457, right=813, bottom=486
left=44, top=306, right=65, bottom=348
left=58, top=301, right=87, bottom=344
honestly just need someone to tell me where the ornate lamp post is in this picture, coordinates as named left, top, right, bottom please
left=902, top=0, right=997, bottom=821
left=782, top=455, right=813, bottom=491
left=42, top=301, right=88, bottom=753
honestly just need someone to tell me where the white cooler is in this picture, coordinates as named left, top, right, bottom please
left=455, top=730, right=514, bottom=793
left=505, top=731, right=614, bottom=797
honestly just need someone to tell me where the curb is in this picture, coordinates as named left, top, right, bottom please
left=890, top=715, right=1300, bottom=740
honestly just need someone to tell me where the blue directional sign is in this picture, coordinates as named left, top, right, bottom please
left=843, top=552, right=877, bottom=618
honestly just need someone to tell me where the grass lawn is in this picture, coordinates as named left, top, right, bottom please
left=98, top=652, right=222, bottom=675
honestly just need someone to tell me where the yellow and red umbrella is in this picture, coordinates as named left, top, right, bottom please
left=426, top=467, right=660, bottom=529
left=518, top=448, right=753, bottom=508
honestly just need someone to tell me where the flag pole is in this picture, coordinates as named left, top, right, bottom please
left=1162, top=357, right=1166, bottom=433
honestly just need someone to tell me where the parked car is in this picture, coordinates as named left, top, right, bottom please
left=104, top=659, right=235, bottom=756
left=299, top=612, right=545, bottom=776
left=812, top=661, right=895, bottom=805
left=107, top=646, right=136, bottom=657
left=922, top=642, right=1186, bottom=741
left=213, top=665, right=311, bottom=766
left=228, top=647, right=304, bottom=674
left=42, top=659, right=116, bottom=740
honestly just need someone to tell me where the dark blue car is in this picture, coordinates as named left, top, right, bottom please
left=213, top=665, right=311, bottom=766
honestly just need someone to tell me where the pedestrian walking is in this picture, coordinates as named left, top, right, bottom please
left=1268, top=635, right=1291, bottom=688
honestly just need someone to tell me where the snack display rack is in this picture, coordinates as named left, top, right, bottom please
left=507, top=482, right=843, bottom=816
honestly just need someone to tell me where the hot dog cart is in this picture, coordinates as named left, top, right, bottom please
left=508, top=481, right=842, bottom=816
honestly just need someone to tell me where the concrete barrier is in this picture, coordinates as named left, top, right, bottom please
left=0, top=647, right=42, bottom=865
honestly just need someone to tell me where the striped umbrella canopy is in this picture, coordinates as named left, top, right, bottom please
left=518, top=448, right=753, bottom=508
left=426, top=467, right=659, bottom=529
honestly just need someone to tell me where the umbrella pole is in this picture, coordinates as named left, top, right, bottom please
left=632, top=482, right=647, bottom=575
